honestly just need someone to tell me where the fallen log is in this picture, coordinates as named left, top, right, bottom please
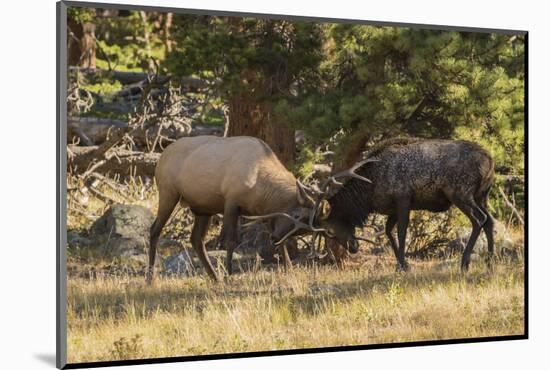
left=68, top=117, right=128, bottom=145
left=67, top=124, right=224, bottom=177
left=68, top=116, right=222, bottom=146
left=67, top=112, right=157, bottom=178
left=69, top=66, right=209, bottom=89
left=69, top=145, right=160, bottom=178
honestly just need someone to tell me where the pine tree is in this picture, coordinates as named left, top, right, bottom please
left=277, top=26, right=524, bottom=173
left=164, top=15, right=323, bottom=165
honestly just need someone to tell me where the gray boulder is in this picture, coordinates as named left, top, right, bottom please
left=163, top=250, right=197, bottom=276
left=447, top=227, right=488, bottom=255
left=447, top=220, right=513, bottom=256
left=162, top=249, right=252, bottom=277
left=90, top=204, right=155, bottom=256
left=67, top=231, right=93, bottom=248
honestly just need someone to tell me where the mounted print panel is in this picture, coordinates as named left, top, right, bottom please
left=57, top=1, right=527, bottom=368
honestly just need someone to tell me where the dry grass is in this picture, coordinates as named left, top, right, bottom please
left=67, top=256, right=524, bottom=364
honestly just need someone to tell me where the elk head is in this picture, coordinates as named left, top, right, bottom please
left=309, top=158, right=378, bottom=254
left=242, top=179, right=317, bottom=246
left=242, top=158, right=377, bottom=256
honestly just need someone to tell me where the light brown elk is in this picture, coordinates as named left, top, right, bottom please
left=148, top=135, right=319, bottom=282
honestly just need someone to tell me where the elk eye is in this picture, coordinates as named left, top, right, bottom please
left=326, top=228, right=335, bottom=238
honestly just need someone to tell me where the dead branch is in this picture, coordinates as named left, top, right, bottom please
left=87, top=183, right=119, bottom=204
left=89, top=172, right=129, bottom=198
left=498, top=186, right=525, bottom=225
left=68, top=205, right=98, bottom=220
left=81, top=159, right=107, bottom=180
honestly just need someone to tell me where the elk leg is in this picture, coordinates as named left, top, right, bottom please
left=478, top=199, right=495, bottom=268
left=191, top=215, right=218, bottom=281
left=222, top=204, right=240, bottom=275
left=396, top=199, right=411, bottom=271
left=453, top=196, right=487, bottom=272
left=385, top=214, right=399, bottom=262
left=148, top=190, right=179, bottom=283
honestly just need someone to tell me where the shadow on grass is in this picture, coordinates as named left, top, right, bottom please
left=68, top=260, right=520, bottom=322
left=272, top=267, right=495, bottom=317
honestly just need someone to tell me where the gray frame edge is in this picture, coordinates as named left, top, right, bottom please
left=57, top=1, right=68, bottom=368
left=62, top=0, right=527, bottom=35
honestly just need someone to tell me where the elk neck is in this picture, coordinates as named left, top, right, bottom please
left=328, top=177, right=372, bottom=228
left=256, top=171, right=297, bottom=214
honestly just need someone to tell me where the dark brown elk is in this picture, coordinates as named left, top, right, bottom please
left=148, top=136, right=318, bottom=282
left=314, top=138, right=495, bottom=272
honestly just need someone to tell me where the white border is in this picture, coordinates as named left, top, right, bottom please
left=1, top=1, right=547, bottom=369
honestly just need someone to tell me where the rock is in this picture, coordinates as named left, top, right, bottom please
left=163, top=250, right=197, bottom=276
left=240, top=223, right=272, bottom=256
left=501, top=246, right=520, bottom=261
left=67, top=231, right=93, bottom=248
left=207, top=249, right=249, bottom=269
left=162, top=249, right=247, bottom=276
left=446, top=221, right=512, bottom=256
left=237, top=223, right=302, bottom=263
left=90, top=204, right=154, bottom=256
left=450, top=227, right=488, bottom=254
left=91, top=204, right=154, bottom=239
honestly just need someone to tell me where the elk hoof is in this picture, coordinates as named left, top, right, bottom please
left=395, top=263, right=409, bottom=272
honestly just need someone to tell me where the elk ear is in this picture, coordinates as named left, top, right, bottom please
left=296, top=180, right=315, bottom=208
left=319, top=200, right=331, bottom=220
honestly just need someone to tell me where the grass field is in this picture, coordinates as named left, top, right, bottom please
left=66, top=255, right=525, bottom=364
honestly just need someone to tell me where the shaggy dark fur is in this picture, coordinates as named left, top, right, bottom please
left=327, top=138, right=495, bottom=271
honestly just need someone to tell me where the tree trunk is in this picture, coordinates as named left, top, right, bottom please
left=164, top=12, right=173, bottom=52
left=228, top=93, right=295, bottom=166
left=67, top=17, right=83, bottom=66
left=67, top=18, right=96, bottom=68
left=338, top=134, right=369, bottom=171
left=225, top=20, right=295, bottom=166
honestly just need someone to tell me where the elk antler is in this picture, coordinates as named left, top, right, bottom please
left=242, top=212, right=321, bottom=246
left=305, top=231, right=328, bottom=259
left=242, top=158, right=378, bottom=248
left=319, top=157, right=378, bottom=193
left=308, top=157, right=379, bottom=230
